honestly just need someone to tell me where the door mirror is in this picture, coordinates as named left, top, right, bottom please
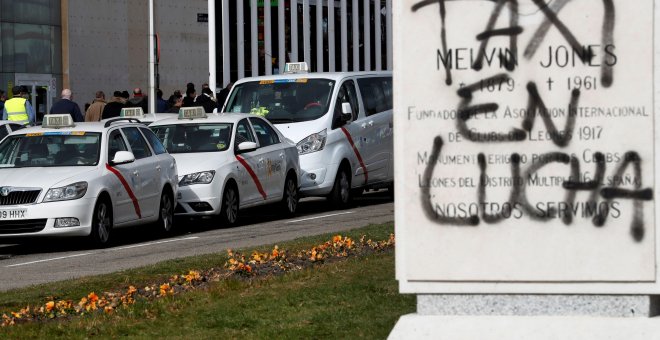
left=111, top=151, right=136, bottom=165
left=237, top=141, right=258, bottom=153
left=341, top=102, right=353, bottom=122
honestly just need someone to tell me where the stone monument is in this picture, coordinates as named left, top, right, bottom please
left=391, top=0, right=660, bottom=338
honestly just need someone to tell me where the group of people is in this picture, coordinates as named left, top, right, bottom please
left=0, top=82, right=234, bottom=126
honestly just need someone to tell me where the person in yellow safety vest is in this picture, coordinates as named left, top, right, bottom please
left=2, top=86, right=35, bottom=126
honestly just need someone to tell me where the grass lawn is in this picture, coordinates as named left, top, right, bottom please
left=0, top=222, right=415, bottom=339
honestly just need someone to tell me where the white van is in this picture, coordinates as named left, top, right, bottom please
left=222, top=66, right=393, bottom=207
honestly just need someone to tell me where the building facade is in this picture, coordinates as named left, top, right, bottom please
left=0, top=0, right=392, bottom=116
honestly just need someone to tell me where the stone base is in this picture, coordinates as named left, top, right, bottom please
left=418, top=295, right=660, bottom=317
left=388, top=314, right=660, bottom=340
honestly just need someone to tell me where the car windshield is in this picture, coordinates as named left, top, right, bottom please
left=0, top=132, right=101, bottom=168
left=224, top=78, right=335, bottom=123
left=150, top=123, right=233, bottom=153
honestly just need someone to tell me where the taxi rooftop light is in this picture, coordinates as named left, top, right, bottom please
left=42, top=114, right=75, bottom=128
left=178, top=107, right=207, bottom=120
left=283, top=62, right=309, bottom=74
left=120, top=107, right=145, bottom=118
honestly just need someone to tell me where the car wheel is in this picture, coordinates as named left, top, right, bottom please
left=281, top=174, right=298, bottom=216
left=329, top=166, right=351, bottom=208
left=155, top=190, right=174, bottom=233
left=220, top=184, right=239, bottom=226
left=90, top=198, right=112, bottom=246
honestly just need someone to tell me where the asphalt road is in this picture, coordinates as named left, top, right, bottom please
left=0, top=191, right=393, bottom=292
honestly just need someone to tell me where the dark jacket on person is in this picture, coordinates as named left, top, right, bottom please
left=126, top=96, right=148, bottom=113
left=49, top=98, right=84, bottom=122
left=102, top=97, right=126, bottom=119
left=196, top=92, right=216, bottom=113
left=156, top=97, right=169, bottom=113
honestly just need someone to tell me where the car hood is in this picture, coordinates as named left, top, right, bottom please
left=0, top=166, right=98, bottom=189
left=274, top=119, right=327, bottom=144
left=170, top=152, right=231, bottom=176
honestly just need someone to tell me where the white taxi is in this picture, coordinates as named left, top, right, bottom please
left=0, top=120, right=28, bottom=140
left=0, top=114, right=178, bottom=246
left=149, top=108, right=300, bottom=226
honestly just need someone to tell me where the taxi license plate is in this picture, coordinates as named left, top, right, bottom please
left=0, top=209, right=27, bottom=219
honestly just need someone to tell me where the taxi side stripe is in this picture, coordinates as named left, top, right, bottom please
left=340, top=127, right=368, bottom=184
left=235, top=155, right=267, bottom=200
left=105, top=164, right=142, bottom=219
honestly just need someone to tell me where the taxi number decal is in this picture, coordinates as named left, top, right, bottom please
left=340, top=127, right=368, bottom=184
left=105, top=164, right=142, bottom=218
left=235, top=155, right=267, bottom=200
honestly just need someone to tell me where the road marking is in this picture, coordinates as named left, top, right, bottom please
left=4, top=237, right=199, bottom=268
left=5, top=253, right=93, bottom=268
left=111, top=236, right=199, bottom=251
left=286, top=211, right=355, bottom=224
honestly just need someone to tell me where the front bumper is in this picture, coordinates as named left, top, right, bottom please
left=298, top=151, right=340, bottom=197
left=0, top=197, right=96, bottom=238
left=174, top=184, right=222, bottom=216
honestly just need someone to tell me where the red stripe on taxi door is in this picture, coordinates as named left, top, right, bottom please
left=340, top=127, right=368, bottom=184
left=235, top=155, right=267, bottom=200
left=105, top=164, right=142, bottom=219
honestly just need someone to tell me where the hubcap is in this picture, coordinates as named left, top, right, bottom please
left=161, top=194, right=173, bottom=231
left=96, top=203, right=110, bottom=243
left=286, top=179, right=297, bottom=213
left=339, top=172, right=349, bottom=203
left=225, top=188, right=237, bottom=223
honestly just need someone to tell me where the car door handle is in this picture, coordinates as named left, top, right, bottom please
left=133, top=170, right=139, bottom=177
left=361, top=123, right=367, bottom=129
left=279, top=153, right=285, bottom=159
left=368, top=120, right=374, bottom=127
left=156, top=165, right=161, bottom=172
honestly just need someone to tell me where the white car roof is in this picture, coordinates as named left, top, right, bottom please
left=148, top=112, right=257, bottom=126
left=232, top=70, right=392, bottom=85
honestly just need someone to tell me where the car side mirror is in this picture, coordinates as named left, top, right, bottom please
left=237, top=141, right=258, bottom=153
left=111, top=151, right=136, bottom=165
left=341, top=102, right=353, bottom=122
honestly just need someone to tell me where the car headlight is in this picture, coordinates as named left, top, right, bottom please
left=297, top=129, right=326, bottom=155
left=179, top=170, right=216, bottom=186
left=43, top=182, right=88, bottom=202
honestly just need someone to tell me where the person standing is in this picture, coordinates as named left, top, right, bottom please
left=0, top=90, right=6, bottom=113
left=126, top=87, right=148, bottom=112
left=167, top=94, right=183, bottom=113
left=2, top=86, right=35, bottom=125
left=102, top=91, right=126, bottom=119
left=196, top=88, right=217, bottom=113
left=85, top=91, right=107, bottom=122
left=49, top=89, right=84, bottom=122
left=156, top=89, right=169, bottom=113
left=183, top=87, right=197, bottom=107
left=216, top=82, right=233, bottom=110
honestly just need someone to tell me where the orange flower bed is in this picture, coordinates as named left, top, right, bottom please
left=1, top=233, right=394, bottom=327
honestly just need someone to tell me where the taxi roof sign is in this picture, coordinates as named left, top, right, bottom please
left=42, top=114, right=75, bottom=129
left=178, top=107, right=207, bottom=120
left=283, top=62, right=309, bottom=74
left=120, top=107, right=145, bottom=118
